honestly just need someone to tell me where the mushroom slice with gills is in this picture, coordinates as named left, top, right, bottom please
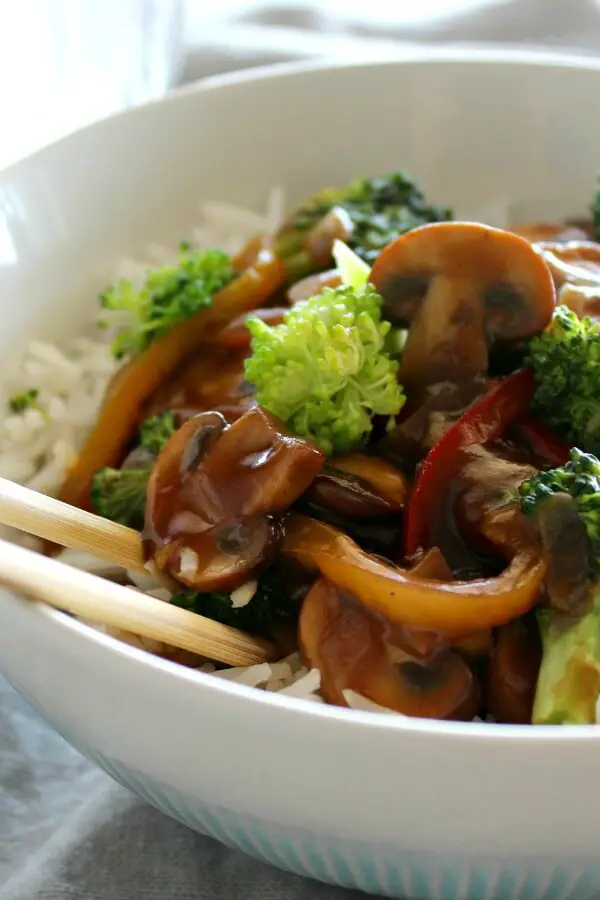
left=533, top=492, right=592, bottom=616
left=299, top=578, right=480, bottom=720
left=144, top=407, right=325, bottom=592
left=370, top=222, right=556, bottom=396
left=306, top=454, right=409, bottom=520
left=485, top=615, right=542, bottom=724
left=453, top=442, right=539, bottom=559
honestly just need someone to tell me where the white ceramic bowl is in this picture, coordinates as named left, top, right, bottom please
left=1, top=49, right=600, bottom=900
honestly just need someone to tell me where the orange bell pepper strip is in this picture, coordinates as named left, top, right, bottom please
left=284, top=515, right=545, bottom=633
left=58, top=246, right=285, bottom=511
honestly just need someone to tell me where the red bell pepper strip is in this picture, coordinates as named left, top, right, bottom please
left=511, top=418, right=570, bottom=467
left=404, top=368, right=535, bottom=556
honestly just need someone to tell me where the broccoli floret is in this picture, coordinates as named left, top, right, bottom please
left=519, top=449, right=600, bottom=723
left=138, top=411, right=177, bottom=456
left=99, top=245, right=234, bottom=359
left=527, top=305, right=600, bottom=454
left=276, top=171, right=452, bottom=280
left=90, top=412, right=178, bottom=527
left=171, top=567, right=297, bottom=636
left=90, top=466, right=149, bottom=530
left=9, top=388, right=45, bottom=416
left=244, top=279, right=405, bottom=455
left=519, top=447, right=600, bottom=572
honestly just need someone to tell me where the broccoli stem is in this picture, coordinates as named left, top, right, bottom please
left=533, top=602, right=600, bottom=724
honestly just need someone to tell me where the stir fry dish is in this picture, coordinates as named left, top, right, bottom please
left=13, top=169, right=600, bottom=726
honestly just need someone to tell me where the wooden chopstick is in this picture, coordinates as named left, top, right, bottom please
left=0, top=537, right=275, bottom=666
left=0, top=476, right=144, bottom=571
left=0, top=477, right=277, bottom=666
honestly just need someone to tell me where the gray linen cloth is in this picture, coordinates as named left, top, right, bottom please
left=2, top=2, right=600, bottom=897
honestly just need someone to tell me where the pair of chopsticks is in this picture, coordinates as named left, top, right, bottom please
left=0, top=477, right=276, bottom=667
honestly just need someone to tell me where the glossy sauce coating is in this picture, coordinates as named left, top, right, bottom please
left=144, top=408, right=325, bottom=592
left=300, top=578, right=480, bottom=719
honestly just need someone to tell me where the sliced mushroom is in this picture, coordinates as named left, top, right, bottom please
left=534, top=492, right=592, bottom=615
left=299, top=578, right=480, bottom=720
left=453, top=443, right=538, bottom=558
left=485, top=616, right=542, bottom=724
left=304, top=208, right=353, bottom=269
left=210, top=307, right=288, bottom=350
left=306, top=454, right=409, bottom=520
left=144, top=407, right=325, bottom=591
left=331, top=454, right=409, bottom=508
left=287, top=269, right=342, bottom=305
left=370, top=222, right=556, bottom=394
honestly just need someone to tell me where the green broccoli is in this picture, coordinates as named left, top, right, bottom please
left=534, top=604, right=600, bottom=724
left=527, top=305, right=600, bottom=454
left=90, top=412, right=178, bottom=528
left=9, top=388, right=46, bottom=416
left=276, top=171, right=452, bottom=281
left=244, top=274, right=405, bottom=456
left=171, top=566, right=297, bottom=636
left=519, top=449, right=600, bottom=724
left=99, top=244, right=234, bottom=359
left=519, top=448, right=600, bottom=573
left=138, top=411, right=177, bottom=456
left=90, top=466, right=149, bottom=530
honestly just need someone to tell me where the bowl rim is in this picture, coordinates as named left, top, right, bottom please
left=3, top=43, right=600, bottom=179
left=6, top=45, right=600, bottom=742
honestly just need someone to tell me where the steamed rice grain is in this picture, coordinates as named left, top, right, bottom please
left=0, top=187, right=392, bottom=713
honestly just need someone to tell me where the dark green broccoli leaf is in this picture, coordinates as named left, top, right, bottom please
left=276, top=171, right=452, bottom=281
left=99, top=245, right=234, bottom=359
left=171, top=567, right=297, bottom=636
left=90, top=466, right=149, bottom=530
left=527, top=305, right=600, bottom=455
left=138, top=411, right=177, bottom=456
left=90, top=412, right=178, bottom=528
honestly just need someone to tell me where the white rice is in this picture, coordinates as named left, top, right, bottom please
left=0, top=189, right=332, bottom=706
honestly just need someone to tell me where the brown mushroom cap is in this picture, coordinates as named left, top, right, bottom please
left=370, top=222, right=556, bottom=393
left=143, top=407, right=325, bottom=592
left=306, top=453, right=409, bottom=520
left=299, top=577, right=480, bottom=720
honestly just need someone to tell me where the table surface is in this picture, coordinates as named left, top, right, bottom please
left=1, top=2, right=600, bottom=897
